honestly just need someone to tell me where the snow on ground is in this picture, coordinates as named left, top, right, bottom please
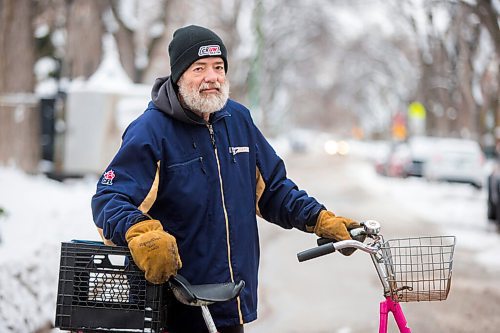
left=0, top=169, right=99, bottom=332
left=379, top=174, right=500, bottom=269
left=0, top=169, right=99, bottom=259
left=0, top=140, right=498, bottom=332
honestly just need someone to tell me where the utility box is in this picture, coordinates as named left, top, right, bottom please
left=62, top=83, right=150, bottom=175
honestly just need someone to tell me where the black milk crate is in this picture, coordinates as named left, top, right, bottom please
left=55, top=241, right=167, bottom=332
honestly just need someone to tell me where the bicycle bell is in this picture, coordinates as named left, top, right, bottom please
left=363, top=220, right=381, bottom=235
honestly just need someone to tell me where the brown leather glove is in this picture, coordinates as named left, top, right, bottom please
left=126, top=219, right=182, bottom=284
left=314, top=210, right=361, bottom=256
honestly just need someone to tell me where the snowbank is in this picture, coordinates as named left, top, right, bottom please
left=0, top=168, right=99, bottom=332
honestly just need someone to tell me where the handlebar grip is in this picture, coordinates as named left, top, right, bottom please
left=316, top=227, right=366, bottom=246
left=297, top=242, right=336, bottom=262
left=317, top=237, right=335, bottom=246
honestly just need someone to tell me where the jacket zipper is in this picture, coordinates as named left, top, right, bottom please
left=207, top=123, right=243, bottom=324
left=167, top=156, right=203, bottom=169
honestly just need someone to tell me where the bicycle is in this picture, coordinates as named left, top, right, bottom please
left=54, top=240, right=245, bottom=333
left=297, top=220, right=456, bottom=333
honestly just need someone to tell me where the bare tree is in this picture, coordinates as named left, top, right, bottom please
left=249, top=0, right=341, bottom=134
left=107, top=0, right=169, bottom=83
left=0, top=0, right=35, bottom=93
left=62, top=0, right=106, bottom=79
left=394, top=0, right=499, bottom=142
left=462, top=0, right=500, bottom=147
left=0, top=0, right=38, bottom=172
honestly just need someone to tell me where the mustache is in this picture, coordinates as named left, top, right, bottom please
left=199, top=82, right=221, bottom=91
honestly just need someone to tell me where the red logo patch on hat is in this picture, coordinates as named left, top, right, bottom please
left=198, top=45, right=221, bottom=56
left=101, top=169, right=115, bottom=185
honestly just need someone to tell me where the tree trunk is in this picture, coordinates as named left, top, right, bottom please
left=0, top=0, right=35, bottom=93
left=0, top=0, right=39, bottom=172
left=108, top=1, right=136, bottom=82
left=62, top=0, right=105, bottom=79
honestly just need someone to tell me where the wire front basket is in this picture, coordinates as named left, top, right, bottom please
left=380, top=235, right=456, bottom=303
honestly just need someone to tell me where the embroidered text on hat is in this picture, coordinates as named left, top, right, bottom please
left=198, top=45, right=222, bottom=57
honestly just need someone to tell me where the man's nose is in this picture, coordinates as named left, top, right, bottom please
left=204, top=67, right=219, bottom=82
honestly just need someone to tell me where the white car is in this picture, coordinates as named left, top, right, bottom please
left=423, top=138, right=485, bottom=189
left=405, top=136, right=436, bottom=177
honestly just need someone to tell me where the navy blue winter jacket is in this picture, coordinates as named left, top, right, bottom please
left=91, top=76, right=325, bottom=330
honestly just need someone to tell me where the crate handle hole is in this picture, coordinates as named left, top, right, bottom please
left=108, top=255, right=126, bottom=266
left=92, top=254, right=127, bottom=268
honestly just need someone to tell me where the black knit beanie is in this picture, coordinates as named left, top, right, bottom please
left=168, top=25, right=228, bottom=84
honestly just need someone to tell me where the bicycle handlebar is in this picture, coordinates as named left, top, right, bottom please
left=297, top=239, right=379, bottom=262
left=297, top=222, right=382, bottom=262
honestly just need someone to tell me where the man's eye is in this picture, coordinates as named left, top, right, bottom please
left=193, top=67, right=203, bottom=72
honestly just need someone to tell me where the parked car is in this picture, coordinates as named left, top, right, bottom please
left=423, top=138, right=485, bottom=189
left=375, top=137, right=442, bottom=178
left=374, top=142, right=411, bottom=178
left=405, top=136, right=435, bottom=177
left=487, top=161, right=500, bottom=223
left=0, top=206, right=5, bottom=244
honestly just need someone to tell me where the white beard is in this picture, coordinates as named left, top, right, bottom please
left=178, top=78, right=230, bottom=114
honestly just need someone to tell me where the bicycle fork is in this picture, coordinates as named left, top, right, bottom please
left=379, top=297, right=411, bottom=333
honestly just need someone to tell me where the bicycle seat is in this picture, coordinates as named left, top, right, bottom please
left=169, top=274, right=245, bottom=307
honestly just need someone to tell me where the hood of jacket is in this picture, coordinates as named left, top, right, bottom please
left=151, top=76, right=206, bottom=125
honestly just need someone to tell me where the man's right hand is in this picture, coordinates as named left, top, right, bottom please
left=314, top=210, right=362, bottom=256
left=126, top=219, right=182, bottom=284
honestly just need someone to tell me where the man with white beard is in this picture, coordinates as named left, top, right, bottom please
left=92, top=25, right=360, bottom=333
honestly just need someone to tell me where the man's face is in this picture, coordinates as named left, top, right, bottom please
left=177, top=57, right=230, bottom=114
